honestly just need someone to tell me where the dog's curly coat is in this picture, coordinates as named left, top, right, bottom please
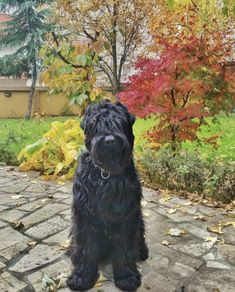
left=67, top=100, right=148, bottom=291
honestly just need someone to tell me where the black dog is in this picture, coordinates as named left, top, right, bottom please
left=67, top=100, right=148, bottom=291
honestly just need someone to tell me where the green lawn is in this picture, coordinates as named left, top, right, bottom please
left=0, top=113, right=234, bottom=165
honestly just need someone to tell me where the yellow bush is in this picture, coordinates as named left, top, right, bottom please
left=18, top=119, right=84, bottom=181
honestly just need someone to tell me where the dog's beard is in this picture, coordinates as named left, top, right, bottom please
left=91, top=135, right=131, bottom=175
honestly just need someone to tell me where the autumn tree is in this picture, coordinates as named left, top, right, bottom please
left=118, top=0, right=235, bottom=149
left=0, top=0, right=52, bottom=119
left=119, top=37, right=235, bottom=150
left=51, top=0, right=157, bottom=93
left=40, top=41, right=104, bottom=113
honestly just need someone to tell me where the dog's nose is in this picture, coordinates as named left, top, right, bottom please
left=104, top=135, right=115, bottom=145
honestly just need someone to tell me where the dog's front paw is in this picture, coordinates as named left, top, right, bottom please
left=138, top=243, right=149, bottom=261
left=67, top=271, right=97, bottom=291
left=115, top=272, right=141, bottom=291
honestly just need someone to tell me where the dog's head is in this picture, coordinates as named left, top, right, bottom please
left=80, top=100, right=135, bottom=175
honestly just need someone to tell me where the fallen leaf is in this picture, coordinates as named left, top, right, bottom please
left=42, top=274, right=57, bottom=291
left=56, top=272, right=69, bottom=289
left=194, top=215, right=207, bottom=221
left=41, top=198, right=48, bottom=203
left=10, top=195, right=23, bottom=199
left=167, top=208, right=176, bottom=214
left=166, top=228, right=188, bottom=237
left=207, top=224, right=224, bottom=234
left=161, top=195, right=172, bottom=202
left=161, top=240, right=170, bottom=246
left=94, top=271, right=108, bottom=288
left=183, top=201, right=192, bottom=206
left=58, top=240, right=70, bottom=250
left=141, top=200, right=147, bottom=208
left=223, top=221, right=235, bottom=227
left=143, top=211, right=150, bottom=218
left=204, top=236, right=219, bottom=243
left=11, top=221, right=24, bottom=229
left=27, top=241, right=37, bottom=247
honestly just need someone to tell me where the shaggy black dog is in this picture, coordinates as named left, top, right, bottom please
left=67, top=100, right=148, bottom=291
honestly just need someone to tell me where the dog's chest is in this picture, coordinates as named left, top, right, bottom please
left=91, top=177, right=137, bottom=220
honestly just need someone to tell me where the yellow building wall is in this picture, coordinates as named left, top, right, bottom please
left=0, top=90, right=33, bottom=118
left=0, top=88, right=81, bottom=118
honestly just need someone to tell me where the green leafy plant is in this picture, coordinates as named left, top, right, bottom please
left=18, top=119, right=84, bottom=181
left=137, top=148, right=235, bottom=203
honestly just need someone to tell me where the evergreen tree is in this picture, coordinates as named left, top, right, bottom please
left=0, top=0, right=52, bottom=118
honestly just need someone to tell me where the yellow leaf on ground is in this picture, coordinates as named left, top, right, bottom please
left=161, top=240, right=170, bottom=246
left=194, top=215, right=207, bottom=221
left=27, top=241, right=37, bottom=247
left=167, top=208, right=177, bottom=214
left=204, top=236, right=219, bottom=243
left=94, top=271, right=108, bottom=287
left=166, top=228, right=188, bottom=237
left=58, top=240, right=70, bottom=250
left=11, top=221, right=24, bottom=230
left=207, top=225, right=224, bottom=234
left=223, top=221, right=235, bottom=228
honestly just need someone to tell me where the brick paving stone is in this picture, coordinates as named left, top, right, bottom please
left=0, top=205, right=9, bottom=212
left=217, top=244, right=235, bottom=265
left=170, top=262, right=196, bottom=278
left=25, top=183, right=46, bottom=193
left=0, top=261, right=6, bottom=269
left=17, top=199, right=46, bottom=211
left=0, top=220, right=7, bottom=228
left=26, top=216, right=69, bottom=239
left=0, top=209, right=26, bottom=222
left=178, top=222, right=212, bottom=239
left=222, top=225, right=235, bottom=244
left=0, top=272, right=28, bottom=292
left=44, top=227, right=70, bottom=245
left=27, top=258, right=71, bottom=292
left=188, top=270, right=235, bottom=292
left=0, top=168, right=234, bottom=291
left=22, top=203, right=68, bottom=228
left=206, top=261, right=230, bottom=269
left=1, top=181, right=30, bottom=193
left=10, top=244, right=64, bottom=273
left=140, top=271, right=180, bottom=292
left=170, top=241, right=214, bottom=257
left=0, top=226, right=29, bottom=260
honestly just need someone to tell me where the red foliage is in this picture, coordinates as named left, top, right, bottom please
left=118, top=37, right=235, bottom=147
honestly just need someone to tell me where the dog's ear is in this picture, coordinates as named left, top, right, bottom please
left=80, top=105, right=92, bottom=131
left=116, top=102, right=136, bottom=126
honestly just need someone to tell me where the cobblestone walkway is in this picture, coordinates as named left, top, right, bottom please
left=0, top=166, right=234, bottom=292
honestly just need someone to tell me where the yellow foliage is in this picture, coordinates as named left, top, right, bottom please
left=40, top=42, right=105, bottom=113
left=18, top=119, right=84, bottom=181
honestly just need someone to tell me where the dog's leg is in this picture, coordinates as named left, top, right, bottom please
left=112, top=231, right=141, bottom=291
left=137, top=213, right=149, bottom=261
left=67, top=228, right=99, bottom=291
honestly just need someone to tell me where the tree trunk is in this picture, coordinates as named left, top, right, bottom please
left=171, top=125, right=177, bottom=152
left=111, top=2, right=121, bottom=94
left=25, top=60, right=37, bottom=119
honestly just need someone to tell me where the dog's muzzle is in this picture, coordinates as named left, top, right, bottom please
left=90, top=134, right=131, bottom=177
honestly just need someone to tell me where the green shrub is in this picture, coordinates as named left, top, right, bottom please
left=137, top=148, right=235, bottom=203
left=204, top=162, right=235, bottom=203
left=0, top=143, right=17, bottom=165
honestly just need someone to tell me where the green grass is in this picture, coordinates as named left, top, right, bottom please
left=134, top=114, right=235, bottom=163
left=0, top=116, right=79, bottom=164
left=0, top=113, right=234, bottom=165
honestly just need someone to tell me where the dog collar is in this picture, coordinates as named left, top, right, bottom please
left=92, top=161, right=111, bottom=180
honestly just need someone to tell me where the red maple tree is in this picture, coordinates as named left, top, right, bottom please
left=118, top=37, right=235, bottom=150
